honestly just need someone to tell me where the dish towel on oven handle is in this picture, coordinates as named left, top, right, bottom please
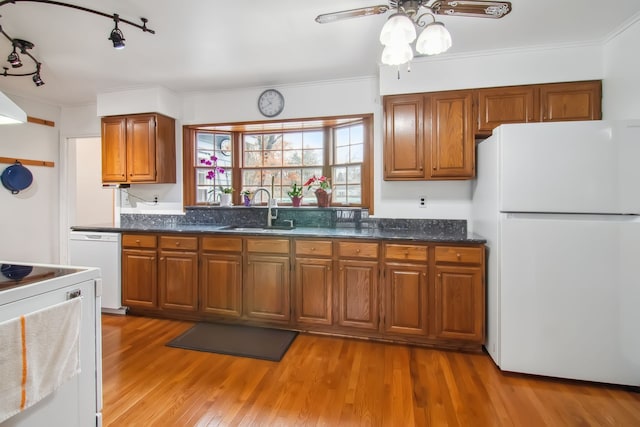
left=0, top=297, right=82, bottom=423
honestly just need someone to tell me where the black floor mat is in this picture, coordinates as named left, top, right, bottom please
left=166, top=322, right=298, bottom=362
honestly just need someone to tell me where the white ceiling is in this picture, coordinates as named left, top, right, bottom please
left=0, top=0, right=639, bottom=107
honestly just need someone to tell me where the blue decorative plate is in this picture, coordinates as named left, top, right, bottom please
left=1, top=162, right=33, bottom=194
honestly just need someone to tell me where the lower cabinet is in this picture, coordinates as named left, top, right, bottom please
left=336, top=241, right=380, bottom=331
left=433, top=246, right=485, bottom=344
left=199, top=236, right=243, bottom=318
left=159, top=236, right=198, bottom=312
left=121, top=232, right=486, bottom=351
left=122, top=234, right=158, bottom=309
left=244, top=238, right=291, bottom=323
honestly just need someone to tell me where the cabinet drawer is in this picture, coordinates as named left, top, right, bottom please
left=122, top=234, right=157, bottom=249
left=246, top=238, right=290, bottom=254
left=337, top=241, right=379, bottom=259
left=159, top=235, right=198, bottom=251
left=384, top=244, right=428, bottom=262
left=201, top=236, right=242, bottom=252
left=295, top=240, right=333, bottom=257
left=435, top=246, right=484, bottom=264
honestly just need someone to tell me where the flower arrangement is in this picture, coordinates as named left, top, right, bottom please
left=303, top=175, right=331, bottom=191
left=200, top=155, right=233, bottom=195
left=287, top=183, right=303, bottom=198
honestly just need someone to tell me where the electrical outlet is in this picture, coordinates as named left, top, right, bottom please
left=419, top=196, right=427, bottom=208
left=153, top=194, right=159, bottom=204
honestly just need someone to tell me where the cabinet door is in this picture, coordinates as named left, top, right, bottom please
left=476, top=86, right=537, bottom=135
left=294, top=258, right=333, bottom=326
left=122, top=249, right=157, bottom=308
left=383, top=263, right=428, bottom=336
left=428, top=91, right=475, bottom=179
left=337, top=260, right=379, bottom=331
left=244, top=254, right=291, bottom=322
left=158, top=250, right=198, bottom=312
left=383, top=94, right=426, bottom=180
left=540, top=81, right=602, bottom=122
left=101, top=116, right=127, bottom=183
left=200, top=253, right=243, bottom=318
left=434, top=265, right=484, bottom=343
left=126, top=114, right=157, bottom=182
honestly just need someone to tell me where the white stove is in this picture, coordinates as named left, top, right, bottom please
left=0, top=261, right=102, bottom=427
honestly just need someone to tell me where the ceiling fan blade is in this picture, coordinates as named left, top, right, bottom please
left=315, top=5, right=390, bottom=24
left=435, top=1, right=512, bottom=19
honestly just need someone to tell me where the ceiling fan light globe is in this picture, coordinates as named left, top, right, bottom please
left=416, top=22, right=452, bottom=55
left=379, top=13, right=416, bottom=46
left=381, top=43, right=414, bottom=66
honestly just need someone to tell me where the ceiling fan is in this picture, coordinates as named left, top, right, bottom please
left=316, top=1, right=512, bottom=66
left=315, top=1, right=512, bottom=24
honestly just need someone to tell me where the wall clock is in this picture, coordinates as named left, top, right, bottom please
left=257, top=89, right=285, bottom=118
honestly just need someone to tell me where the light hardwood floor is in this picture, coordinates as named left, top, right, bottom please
left=101, top=315, right=640, bottom=426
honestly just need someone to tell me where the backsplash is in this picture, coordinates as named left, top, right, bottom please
left=120, top=206, right=466, bottom=235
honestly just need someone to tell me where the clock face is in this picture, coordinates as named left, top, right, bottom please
left=258, top=89, right=285, bottom=117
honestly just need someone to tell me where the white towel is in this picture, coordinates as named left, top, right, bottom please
left=0, top=297, right=82, bottom=423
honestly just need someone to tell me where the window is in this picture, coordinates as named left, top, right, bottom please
left=183, top=115, right=373, bottom=210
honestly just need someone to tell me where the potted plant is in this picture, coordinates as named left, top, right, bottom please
left=241, top=189, right=253, bottom=206
left=303, top=175, right=331, bottom=207
left=287, top=183, right=303, bottom=207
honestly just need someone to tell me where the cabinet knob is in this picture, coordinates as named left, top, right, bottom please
left=404, top=251, right=409, bottom=257
left=456, top=253, right=461, bottom=259
left=423, top=273, right=426, bottom=277
left=356, top=249, right=361, bottom=253
left=340, top=267, right=343, bottom=271
left=311, top=247, right=316, bottom=251
left=160, top=257, right=164, bottom=261
left=135, top=239, right=140, bottom=244
left=175, top=241, right=180, bottom=246
left=437, top=273, right=441, bottom=278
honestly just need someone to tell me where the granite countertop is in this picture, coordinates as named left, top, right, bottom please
left=71, top=223, right=486, bottom=244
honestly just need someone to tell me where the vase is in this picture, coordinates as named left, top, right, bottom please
left=291, top=196, right=302, bottom=207
left=243, top=195, right=251, bottom=206
left=314, top=189, right=331, bottom=207
left=219, top=193, right=232, bottom=206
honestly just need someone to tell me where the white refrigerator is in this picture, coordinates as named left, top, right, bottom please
left=471, top=120, right=640, bottom=386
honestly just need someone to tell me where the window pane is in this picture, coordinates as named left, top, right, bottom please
left=304, top=131, right=324, bottom=149
left=283, top=150, right=303, bottom=166
left=336, top=146, right=349, bottom=164
left=264, top=134, right=282, bottom=152
left=335, top=127, right=350, bottom=147
left=333, top=167, right=347, bottom=184
left=283, top=132, right=302, bottom=149
left=333, top=184, right=347, bottom=204
left=350, top=143, right=363, bottom=163
left=347, top=165, right=361, bottom=184
left=348, top=185, right=362, bottom=204
left=243, top=169, right=262, bottom=187
left=244, top=135, right=262, bottom=151
left=351, top=125, right=363, bottom=144
left=303, top=149, right=323, bottom=166
left=244, top=151, right=262, bottom=167
left=283, top=169, right=303, bottom=186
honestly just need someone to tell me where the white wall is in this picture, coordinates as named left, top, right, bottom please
left=0, top=94, right=61, bottom=263
left=603, top=16, right=640, bottom=119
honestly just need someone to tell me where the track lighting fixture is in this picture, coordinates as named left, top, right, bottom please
left=108, top=14, right=125, bottom=49
left=0, top=0, right=155, bottom=87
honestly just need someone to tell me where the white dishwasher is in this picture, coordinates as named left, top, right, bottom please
left=69, top=231, right=124, bottom=314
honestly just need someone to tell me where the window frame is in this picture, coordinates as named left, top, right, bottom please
left=183, top=114, right=374, bottom=212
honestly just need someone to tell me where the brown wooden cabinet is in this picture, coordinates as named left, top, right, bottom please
left=122, top=234, right=158, bottom=309
left=382, top=244, right=428, bottom=337
left=158, top=236, right=198, bottom=312
left=101, top=113, right=176, bottom=184
left=244, top=238, right=291, bottom=323
left=476, top=86, right=538, bottom=135
left=433, top=246, right=485, bottom=343
left=540, top=81, right=601, bottom=122
left=336, top=241, right=380, bottom=331
left=294, top=239, right=333, bottom=326
left=199, top=236, right=243, bottom=318
left=384, top=90, right=475, bottom=181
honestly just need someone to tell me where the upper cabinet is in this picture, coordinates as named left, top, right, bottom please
left=539, top=81, right=602, bottom=122
left=101, top=113, right=176, bottom=184
left=474, top=80, right=601, bottom=137
left=384, top=90, right=474, bottom=181
left=384, top=80, right=602, bottom=180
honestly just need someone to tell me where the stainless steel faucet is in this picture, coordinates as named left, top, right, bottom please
left=250, top=188, right=277, bottom=227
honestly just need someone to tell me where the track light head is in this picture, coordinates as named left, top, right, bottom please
left=7, top=48, right=22, bottom=68
left=32, top=64, right=44, bottom=86
left=108, top=14, right=125, bottom=49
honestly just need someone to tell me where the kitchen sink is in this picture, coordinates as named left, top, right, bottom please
left=223, top=225, right=295, bottom=232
